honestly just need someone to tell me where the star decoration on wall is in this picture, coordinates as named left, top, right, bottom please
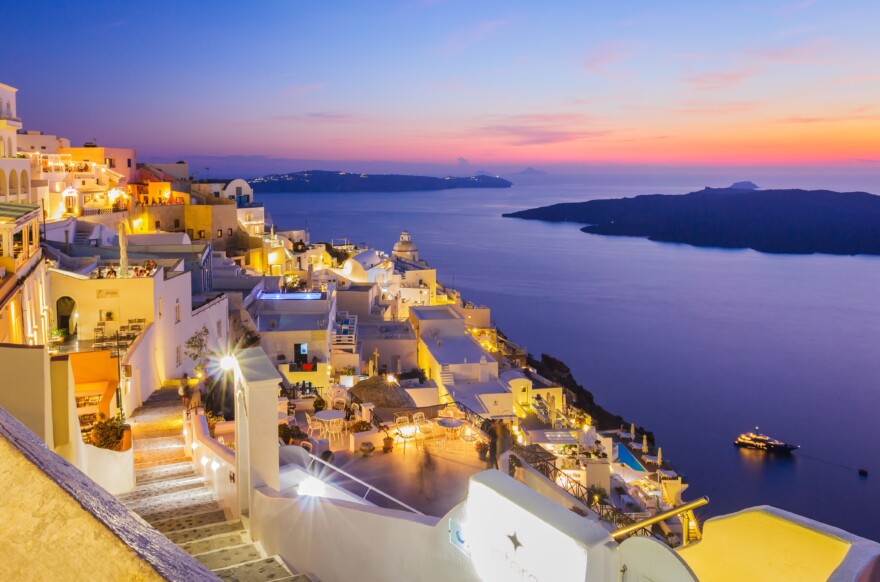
left=507, top=531, right=522, bottom=552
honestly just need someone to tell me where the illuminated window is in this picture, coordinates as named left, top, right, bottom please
left=227, top=228, right=233, bottom=237
left=217, top=229, right=222, bottom=238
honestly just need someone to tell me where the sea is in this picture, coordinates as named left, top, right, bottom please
left=258, top=175, right=880, bottom=541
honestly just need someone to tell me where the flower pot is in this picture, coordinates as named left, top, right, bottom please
left=382, top=436, right=394, bottom=453
left=360, top=442, right=375, bottom=457
left=477, top=449, right=488, bottom=462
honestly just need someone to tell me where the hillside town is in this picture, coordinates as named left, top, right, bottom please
left=2, top=81, right=879, bottom=582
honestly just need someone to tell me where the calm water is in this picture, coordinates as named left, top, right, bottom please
left=259, top=180, right=880, bottom=541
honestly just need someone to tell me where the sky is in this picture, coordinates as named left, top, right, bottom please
left=3, top=0, right=880, bottom=177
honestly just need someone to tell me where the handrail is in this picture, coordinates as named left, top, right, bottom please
left=611, top=497, right=709, bottom=540
left=305, top=453, right=423, bottom=515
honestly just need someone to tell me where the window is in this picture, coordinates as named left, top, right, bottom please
left=236, top=186, right=242, bottom=196
left=198, top=230, right=206, bottom=239
left=227, top=228, right=233, bottom=237
left=176, top=345, right=182, bottom=366
left=217, top=229, right=223, bottom=238
left=127, top=158, right=132, bottom=168
left=175, top=302, right=181, bottom=323
left=158, top=298, right=163, bottom=318
left=155, top=221, right=160, bottom=230
left=174, top=219, right=180, bottom=229
left=106, top=158, right=116, bottom=169
left=216, top=320, right=222, bottom=336
left=81, top=180, right=86, bottom=186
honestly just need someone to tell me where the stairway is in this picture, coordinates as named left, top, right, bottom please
left=73, top=230, right=90, bottom=245
left=122, top=388, right=309, bottom=581
left=439, top=364, right=455, bottom=389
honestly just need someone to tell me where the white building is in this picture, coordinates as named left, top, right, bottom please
left=0, top=84, right=31, bottom=204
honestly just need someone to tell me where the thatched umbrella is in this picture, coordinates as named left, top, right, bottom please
left=642, top=434, right=648, bottom=454
left=657, top=447, right=662, bottom=468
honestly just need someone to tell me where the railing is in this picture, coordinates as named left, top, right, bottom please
left=509, top=441, right=636, bottom=530
left=237, top=201, right=263, bottom=208
left=82, top=207, right=121, bottom=216
left=305, top=452, right=423, bottom=514
left=0, top=112, right=21, bottom=122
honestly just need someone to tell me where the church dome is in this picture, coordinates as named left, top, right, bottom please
left=392, top=231, right=418, bottom=256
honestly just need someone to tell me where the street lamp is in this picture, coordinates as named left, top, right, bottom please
left=220, top=354, right=236, bottom=372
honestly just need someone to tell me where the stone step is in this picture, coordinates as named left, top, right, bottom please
left=214, top=557, right=293, bottom=582
left=179, top=532, right=249, bottom=556
left=135, top=454, right=189, bottom=470
left=136, top=461, right=196, bottom=484
left=134, top=435, right=185, bottom=450
left=151, top=508, right=229, bottom=534
left=134, top=445, right=187, bottom=465
left=117, top=475, right=205, bottom=502
left=141, top=499, right=223, bottom=524
left=196, top=544, right=264, bottom=571
left=166, top=521, right=245, bottom=545
left=126, top=488, right=215, bottom=515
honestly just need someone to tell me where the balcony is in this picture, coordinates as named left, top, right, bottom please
left=0, top=111, right=22, bottom=128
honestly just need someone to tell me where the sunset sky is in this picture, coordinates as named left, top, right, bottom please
left=3, top=0, right=879, bottom=175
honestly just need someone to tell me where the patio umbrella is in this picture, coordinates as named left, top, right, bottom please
left=629, top=422, right=635, bottom=439
left=642, top=434, right=648, bottom=454
left=657, top=447, right=662, bottom=468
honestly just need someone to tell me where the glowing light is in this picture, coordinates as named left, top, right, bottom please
left=220, top=355, right=236, bottom=371
left=191, top=442, right=198, bottom=451
left=211, top=460, right=220, bottom=471
left=387, top=374, right=397, bottom=384
left=201, top=456, right=209, bottom=466
left=298, top=476, right=327, bottom=497
left=182, top=427, right=187, bottom=437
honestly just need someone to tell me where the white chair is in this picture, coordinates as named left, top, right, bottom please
left=332, top=397, right=347, bottom=411
left=396, top=416, right=416, bottom=455
left=306, top=413, right=324, bottom=439
left=415, top=418, right=435, bottom=445
left=412, top=412, right=426, bottom=424
left=328, top=418, right=345, bottom=442
left=301, top=441, right=313, bottom=454
left=349, top=402, right=362, bottom=421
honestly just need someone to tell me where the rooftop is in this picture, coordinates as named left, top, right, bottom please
left=0, top=202, right=40, bottom=223
left=423, top=334, right=491, bottom=365
left=409, top=305, right=460, bottom=321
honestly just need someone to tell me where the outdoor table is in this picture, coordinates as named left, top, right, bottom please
left=315, top=409, right=346, bottom=437
left=436, top=417, right=463, bottom=447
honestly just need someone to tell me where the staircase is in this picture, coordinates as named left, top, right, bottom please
left=73, top=230, right=90, bottom=245
left=121, top=388, right=309, bottom=581
left=439, top=364, right=455, bottom=389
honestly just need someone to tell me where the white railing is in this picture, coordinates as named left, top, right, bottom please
left=305, top=453, right=423, bottom=515
left=188, top=411, right=239, bottom=518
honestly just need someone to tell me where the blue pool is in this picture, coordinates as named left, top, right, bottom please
left=615, top=443, right=647, bottom=472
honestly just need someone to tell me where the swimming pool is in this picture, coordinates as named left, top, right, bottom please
left=615, top=443, right=647, bottom=472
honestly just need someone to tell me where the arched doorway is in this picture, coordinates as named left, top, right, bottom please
left=9, top=169, right=18, bottom=199
left=0, top=170, right=6, bottom=201
left=56, top=296, right=76, bottom=334
left=20, top=170, right=28, bottom=199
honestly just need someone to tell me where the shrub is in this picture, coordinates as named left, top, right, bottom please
left=91, top=412, right=127, bottom=451
left=313, top=396, right=326, bottom=412
left=350, top=420, right=373, bottom=433
left=206, top=411, right=225, bottom=438
left=475, top=440, right=489, bottom=453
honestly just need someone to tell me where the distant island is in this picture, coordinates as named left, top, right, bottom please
left=503, top=184, right=880, bottom=256
left=249, top=170, right=512, bottom=193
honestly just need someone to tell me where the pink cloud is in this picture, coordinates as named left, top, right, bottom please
left=685, top=67, right=758, bottom=90
left=585, top=41, right=635, bottom=73
left=750, top=38, right=831, bottom=64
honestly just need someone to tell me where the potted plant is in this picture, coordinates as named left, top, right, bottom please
left=313, top=395, right=326, bottom=412
left=90, top=412, right=130, bottom=451
left=475, top=440, right=489, bottom=461
left=359, top=442, right=375, bottom=457
left=380, top=424, right=394, bottom=453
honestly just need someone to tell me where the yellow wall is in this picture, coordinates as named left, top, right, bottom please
left=58, top=146, right=105, bottom=164
left=0, top=434, right=164, bottom=581
left=676, top=508, right=851, bottom=582
left=0, top=344, right=53, bottom=447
